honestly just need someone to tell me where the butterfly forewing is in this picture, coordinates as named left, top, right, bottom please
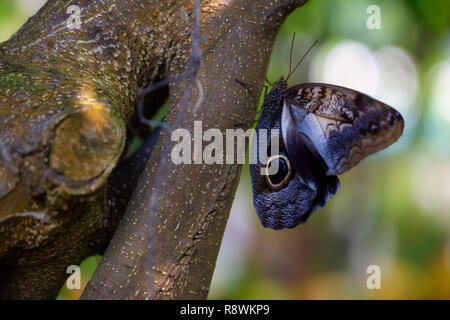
left=281, top=83, right=404, bottom=175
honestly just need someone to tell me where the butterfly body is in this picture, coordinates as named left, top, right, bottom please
left=250, top=77, right=404, bottom=230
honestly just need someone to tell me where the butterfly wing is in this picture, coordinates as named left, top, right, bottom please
left=281, top=83, right=404, bottom=176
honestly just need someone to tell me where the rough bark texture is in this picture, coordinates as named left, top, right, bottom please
left=0, top=0, right=307, bottom=299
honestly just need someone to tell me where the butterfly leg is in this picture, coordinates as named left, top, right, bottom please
left=234, top=110, right=261, bottom=127
left=235, top=79, right=269, bottom=99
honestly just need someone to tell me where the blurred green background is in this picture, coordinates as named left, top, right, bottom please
left=2, top=0, right=450, bottom=299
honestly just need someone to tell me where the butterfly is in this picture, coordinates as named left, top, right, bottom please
left=247, top=38, right=404, bottom=230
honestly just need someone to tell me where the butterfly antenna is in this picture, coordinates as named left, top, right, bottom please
left=286, top=40, right=318, bottom=82
left=288, top=33, right=296, bottom=78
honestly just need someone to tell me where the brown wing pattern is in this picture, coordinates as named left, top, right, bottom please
left=282, top=83, right=404, bottom=175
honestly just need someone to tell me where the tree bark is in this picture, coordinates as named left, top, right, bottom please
left=82, top=0, right=308, bottom=300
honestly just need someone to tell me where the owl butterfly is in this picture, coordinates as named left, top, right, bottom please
left=248, top=38, right=404, bottom=230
